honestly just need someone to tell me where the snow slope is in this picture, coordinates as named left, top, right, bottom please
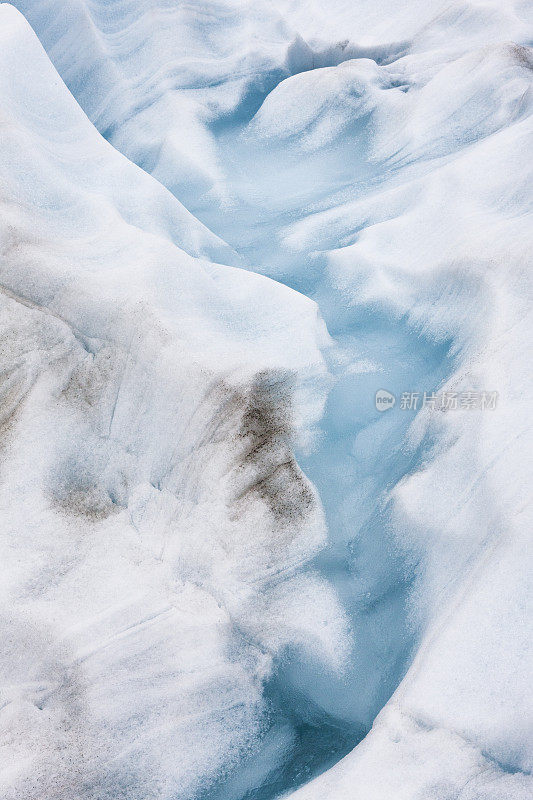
left=0, top=7, right=351, bottom=800
left=1, top=1, right=533, bottom=799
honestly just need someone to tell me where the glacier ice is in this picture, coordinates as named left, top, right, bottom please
left=0, top=1, right=532, bottom=799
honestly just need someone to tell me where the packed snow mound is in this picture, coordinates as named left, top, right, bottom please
left=0, top=4, right=241, bottom=267
left=8, top=0, right=533, bottom=201
left=0, top=7, right=351, bottom=800
left=1, top=1, right=533, bottom=800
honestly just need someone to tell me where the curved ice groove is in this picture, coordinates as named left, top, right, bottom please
left=1, top=2, right=533, bottom=800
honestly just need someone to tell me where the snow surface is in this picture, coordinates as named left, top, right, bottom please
left=0, top=1, right=532, bottom=799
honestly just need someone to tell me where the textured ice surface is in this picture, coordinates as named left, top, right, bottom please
left=1, top=1, right=533, bottom=799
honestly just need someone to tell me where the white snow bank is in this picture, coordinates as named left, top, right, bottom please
left=0, top=7, right=350, bottom=799
left=0, top=3, right=240, bottom=267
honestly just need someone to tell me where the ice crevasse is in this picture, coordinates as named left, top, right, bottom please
left=0, top=2, right=532, bottom=800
